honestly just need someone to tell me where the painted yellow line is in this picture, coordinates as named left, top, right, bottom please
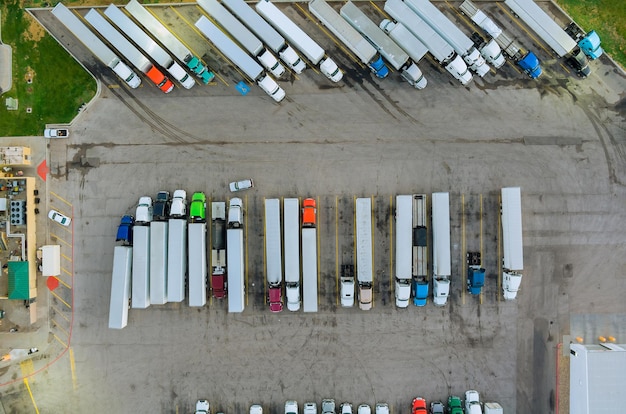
left=370, top=195, right=375, bottom=307
left=559, top=62, right=571, bottom=74
left=167, top=6, right=229, bottom=85
left=62, top=267, right=72, bottom=277
left=244, top=195, right=248, bottom=308
left=295, top=3, right=367, bottom=70
left=61, top=253, right=72, bottom=262
left=497, top=193, right=502, bottom=303
left=370, top=1, right=388, bottom=19
left=51, top=318, right=70, bottom=338
left=69, top=347, right=77, bottom=390
left=52, top=333, right=67, bottom=348
left=479, top=194, right=484, bottom=305
left=55, top=275, right=71, bottom=290
left=389, top=195, right=393, bottom=300
left=50, top=290, right=71, bottom=309
left=496, top=3, right=551, bottom=58
left=23, top=377, right=40, bottom=414
left=108, top=84, right=120, bottom=89
left=20, top=359, right=34, bottom=377
left=461, top=193, right=465, bottom=305
left=50, top=191, right=72, bottom=207
left=335, top=196, right=339, bottom=307
left=51, top=304, right=70, bottom=322
left=50, top=234, right=71, bottom=248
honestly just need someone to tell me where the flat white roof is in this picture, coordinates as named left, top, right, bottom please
left=570, top=343, right=626, bottom=414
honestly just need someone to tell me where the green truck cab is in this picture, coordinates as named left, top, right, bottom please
left=447, top=396, right=463, bottom=414
left=189, top=192, right=207, bottom=222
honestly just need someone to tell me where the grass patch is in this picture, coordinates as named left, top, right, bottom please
left=0, top=0, right=96, bottom=137
left=555, top=0, right=626, bottom=68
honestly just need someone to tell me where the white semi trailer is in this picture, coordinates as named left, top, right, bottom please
left=104, top=5, right=195, bottom=89
left=222, top=0, right=306, bottom=73
left=51, top=3, right=141, bottom=88
left=255, top=0, right=343, bottom=82
left=149, top=221, right=168, bottom=305
left=198, top=0, right=285, bottom=78
left=431, top=192, right=451, bottom=306
left=308, top=0, right=389, bottom=79
left=195, top=16, right=286, bottom=102
left=188, top=222, right=207, bottom=307
left=395, top=195, right=413, bottom=308
left=167, top=218, right=187, bottom=302
left=125, top=0, right=215, bottom=84
left=340, top=2, right=426, bottom=88
left=356, top=198, right=373, bottom=311
left=265, top=199, right=283, bottom=312
left=131, top=225, right=150, bottom=308
left=283, top=198, right=301, bottom=312
left=227, top=198, right=245, bottom=313
left=84, top=9, right=174, bottom=93
left=109, top=246, right=132, bottom=329
left=382, top=0, right=472, bottom=85
left=501, top=187, right=523, bottom=300
left=402, top=0, right=491, bottom=76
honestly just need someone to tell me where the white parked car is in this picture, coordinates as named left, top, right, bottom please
left=285, top=400, right=299, bottom=414
left=229, top=178, right=254, bottom=192
left=48, top=209, right=71, bottom=226
left=374, top=403, right=389, bottom=414
left=340, top=403, right=353, bottom=414
left=303, top=402, right=317, bottom=414
left=250, top=405, right=263, bottom=414
left=465, top=390, right=482, bottom=414
left=195, top=399, right=210, bottom=414
left=170, top=189, right=187, bottom=218
left=357, top=405, right=371, bottom=414
left=135, top=196, right=153, bottom=223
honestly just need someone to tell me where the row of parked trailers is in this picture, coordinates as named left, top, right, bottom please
left=52, top=0, right=603, bottom=102
left=109, top=188, right=523, bottom=329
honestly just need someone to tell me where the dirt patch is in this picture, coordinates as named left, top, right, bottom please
left=24, top=66, right=34, bottom=83
left=23, top=13, right=44, bottom=42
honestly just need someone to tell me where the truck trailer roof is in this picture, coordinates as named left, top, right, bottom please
left=395, top=195, right=413, bottom=279
left=356, top=198, right=373, bottom=283
left=223, top=0, right=286, bottom=53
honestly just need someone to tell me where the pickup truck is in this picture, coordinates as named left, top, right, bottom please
left=44, top=128, right=69, bottom=138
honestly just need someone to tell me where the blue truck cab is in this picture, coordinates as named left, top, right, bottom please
left=577, top=31, right=603, bottom=60
left=370, top=55, right=389, bottom=79
left=518, top=51, right=542, bottom=79
left=412, top=277, right=429, bottom=306
left=466, top=252, right=485, bottom=295
left=116, top=215, right=135, bottom=245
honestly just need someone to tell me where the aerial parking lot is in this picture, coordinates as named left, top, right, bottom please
left=4, top=0, right=625, bottom=413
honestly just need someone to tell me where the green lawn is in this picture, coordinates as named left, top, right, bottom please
left=556, top=0, right=626, bottom=68
left=0, top=0, right=96, bottom=137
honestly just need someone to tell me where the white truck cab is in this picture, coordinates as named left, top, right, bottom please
left=228, top=197, right=243, bottom=227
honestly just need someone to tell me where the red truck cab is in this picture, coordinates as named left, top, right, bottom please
left=302, top=198, right=316, bottom=227
left=269, top=285, right=283, bottom=312
left=212, top=268, right=226, bottom=299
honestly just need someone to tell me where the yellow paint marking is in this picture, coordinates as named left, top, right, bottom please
left=61, top=253, right=72, bottom=262
left=20, top=359, right=34, bottom=377
left=51, top=318, right=70, bottom=338
left=108, top=84, right=120, bottom=89
left=23, top=377, right=40, bottom=414
left=50, top=191, right=72, bottom=207
left=55, top=276, right=71, bottom=289
left=461, top=193, right=465, bottom=305
left=62, top=267, right=72, bottom=277
left=52, top=333, right=67, bottom=348
left=70, top=347, right=77, bottom=390
left=50, top=290, right=71, bottom=309
left=51, top=304, right=70, bottom=322
left=335, top=196, right=339, bottom=306
left=50, top=234, right=71, bottom=248
left=389, top=195, right=393, bottom=300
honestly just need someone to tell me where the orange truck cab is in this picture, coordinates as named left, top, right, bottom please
left=146, top=66, right=174, bottom=93
left=302, top=198, right=316, bottom=227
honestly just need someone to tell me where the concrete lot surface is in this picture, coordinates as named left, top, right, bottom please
left=1, top=2, right=625, bottom=413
